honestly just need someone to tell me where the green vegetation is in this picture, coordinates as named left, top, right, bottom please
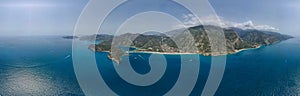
left=86, top=25, right=293, bottom=63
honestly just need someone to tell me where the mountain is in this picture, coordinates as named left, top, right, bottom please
left=231, top=27, right=293, bottom=45
left=142, top=31, right=166, bottom=36
left=88, top=25, right=293, bottom=63
left=79, top=34, right=113, bottom=41
left=62, top=36, right=79, bottom=39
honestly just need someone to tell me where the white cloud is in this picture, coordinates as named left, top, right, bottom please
left=177, top=14, right=279, bottom=31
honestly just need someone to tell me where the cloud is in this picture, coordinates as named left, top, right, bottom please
left=177, top=14, right=279, bottom=31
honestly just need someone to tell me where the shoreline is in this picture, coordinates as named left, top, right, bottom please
left=233, top=45, right=262, bottom=53
left=94, top=45, right=262, bottom=56
left=92, top=45, right=263, bottom=64
left=103, top=45, right=262, bottom=56
left=125, top=45, right=262, bottom=56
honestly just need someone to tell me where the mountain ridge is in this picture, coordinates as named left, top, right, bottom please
left=87, top=25, right=293, bottom=63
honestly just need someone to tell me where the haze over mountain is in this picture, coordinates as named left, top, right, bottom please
left=179, top=14, right=280, bottom=32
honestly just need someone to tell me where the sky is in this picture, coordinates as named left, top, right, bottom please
left=0, top=0, right=299, bottom=36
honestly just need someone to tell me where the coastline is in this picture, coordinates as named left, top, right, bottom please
left=98, top=45, right=263, bottom=64
left=233, top=45, right=262, bottom=53
left=125, top=45, right=262, bottom=56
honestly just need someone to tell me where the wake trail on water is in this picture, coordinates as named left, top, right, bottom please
left=64, top=55, right=71, bottom=59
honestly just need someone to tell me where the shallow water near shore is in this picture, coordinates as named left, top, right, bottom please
left=0, top=36, right=299, bottom=95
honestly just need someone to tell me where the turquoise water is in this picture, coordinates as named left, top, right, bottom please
left=0, top=36, right=299, bottom=95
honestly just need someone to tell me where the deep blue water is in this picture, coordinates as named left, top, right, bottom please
left=0, top=36, right=299, bottom=95
left=0, top=36, right=83, bottom=96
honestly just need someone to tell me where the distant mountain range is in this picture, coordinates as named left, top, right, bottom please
left=79, top=34, right=113, bottom=41
left=62, top=36, right=79, bottom=39
left=86, top=25, right=293, bottom=63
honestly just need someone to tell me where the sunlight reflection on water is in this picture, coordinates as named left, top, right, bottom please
left=3, top=67, right=54, bottom=95
left=0, top=37, right=83, bottom=95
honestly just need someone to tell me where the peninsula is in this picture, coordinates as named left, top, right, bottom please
left=87, top=25, right=293, bottom=63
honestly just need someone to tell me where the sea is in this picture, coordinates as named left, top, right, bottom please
left=0, top=36, right=299, bottom=96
